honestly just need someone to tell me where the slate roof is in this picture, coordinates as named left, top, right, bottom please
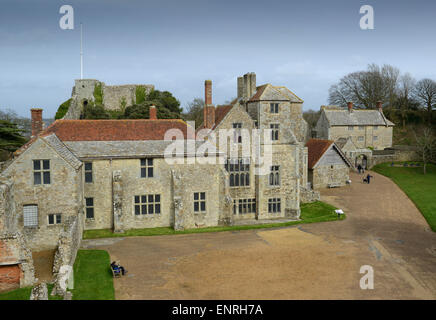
left=42, top=134, right=82, bottom=169
left=323, top=108, right=394, bottom=126
left=64, top=140, right=220, bottom=159
left=44, top=119, right=190, bottom=141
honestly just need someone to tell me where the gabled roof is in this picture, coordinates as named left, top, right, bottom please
left=306, top=139, right=334, bottom=169
left=12, top=133, right=81, bottom=170
left=213, top=105, right=233, bottom=129
left=322, top=108, right=395, bottom=126
left=306, top=138, right=352, bottom=169
left=44, top=119, right=190, bottom=141
left=248, top=84, right=303, bottom=103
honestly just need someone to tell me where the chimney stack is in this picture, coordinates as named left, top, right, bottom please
left=203, top=80, right=215, bottom=129
left=347, top=102, right=353, bottom=112
left=149, top=105, right=157, bottom=120
left=376, top=101, right=383, bottom=112
left=31, top=108, right=43, bottom=137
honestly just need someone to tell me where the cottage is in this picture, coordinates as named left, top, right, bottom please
left=306, top=139, right=352, bottom=189
left=315, top=102, right=394, bottom=150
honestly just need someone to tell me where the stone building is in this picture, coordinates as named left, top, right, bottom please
left=315, top=102, right=394, bottom=150
left=306, top=139, right=352, bottom=189
left=0, top=72, right=313, bottom=254
left=198, top=73, right=312, bottom=219
left=63, top=79, right=155, bottom=119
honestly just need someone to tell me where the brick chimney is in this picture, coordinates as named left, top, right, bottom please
left=31, top=108, right=43, bottom=137
left=203, top=80, right=215, bottom=129
left=347, top=102, right=353, bottom=112
left=376, top=101, right=383, bottom=112
left=149, top=105, right=157, bottom=120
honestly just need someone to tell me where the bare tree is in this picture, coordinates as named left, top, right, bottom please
left=414, top=127, right=436, bottom=174
left=412, top=78, right=436, bottom=123
left=328, top=64, right=400, bottom=109
left=395, top=73, right=416, bottom=129
left=183, top=98, right=204, bottom=128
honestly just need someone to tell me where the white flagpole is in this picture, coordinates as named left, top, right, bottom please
left=80, top=23, right=83, bottom=79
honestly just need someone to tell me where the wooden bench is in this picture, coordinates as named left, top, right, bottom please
left=111, top=265, right=122, bottom=278
left=327, top=183, right=341, bottom=188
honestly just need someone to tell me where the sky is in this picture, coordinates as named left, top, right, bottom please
left=1, top=0, right=436, bottom=118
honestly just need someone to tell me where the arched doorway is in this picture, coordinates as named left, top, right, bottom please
left=355, top=154, right=368, bottom=169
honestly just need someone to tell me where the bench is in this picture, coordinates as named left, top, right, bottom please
left=327, top=183, right=341, bottom=188
left=111, top=265, right=122, bottom=278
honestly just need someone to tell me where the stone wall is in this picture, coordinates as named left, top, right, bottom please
left=51, top=215, right=82, bottom=296
left=64, top=80, right=154, bottom=119
left=328, top=125, right=393, bottom=150
left=1, top=138, right=83, bottom=251
left=0, top=233, right=36, bottom=292
left=310, top=164, right=350, bottom=189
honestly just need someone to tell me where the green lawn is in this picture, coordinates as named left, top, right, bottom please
left=84, top=201, right=342, bottom=239
left=71, top=250, right=114, bottom=300
left=0, top=250, right=114, bottom=300
left=373, top=162, right=436, bottom=232
left=0, top=283, right=62, bottom=300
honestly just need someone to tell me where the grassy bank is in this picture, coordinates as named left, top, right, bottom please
left=71, top=250, right=114, bottom=300
left=84, top=201, right=341, bottom=240
left=0, top=250, right=114, bottom=300
left=373, top=162, right=436, bottom=232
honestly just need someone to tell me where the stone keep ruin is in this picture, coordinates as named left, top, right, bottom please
left=63, top=79, right=154, bottom=119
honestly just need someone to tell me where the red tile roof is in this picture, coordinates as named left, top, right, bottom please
left=214, top=105, right=232, bottom=128
left=42, top=119, right=189, bottom=141
left=306, top=139, right=334, bottom=169
left=248, top=84, right=268, bottom=102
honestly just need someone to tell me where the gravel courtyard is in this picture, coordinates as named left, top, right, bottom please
left=81, top=171, right=436, bottom=299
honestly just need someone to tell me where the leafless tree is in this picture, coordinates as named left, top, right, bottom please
left=414, top=127, right=436, bottom=174
left=328, top=64, right=400, bottom=109
left=183, top=98, right=204, bottom=128
left=412, top=78, right=436, bottom=123
left=395, top=73, right=416, bottom=129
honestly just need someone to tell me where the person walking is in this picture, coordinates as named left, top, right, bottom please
left=357, top=164, right=362, bottom=174
left=366, top=173, right=373, bottom=184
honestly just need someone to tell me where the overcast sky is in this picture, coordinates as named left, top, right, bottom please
left=1, top=0, right=436, bottom=118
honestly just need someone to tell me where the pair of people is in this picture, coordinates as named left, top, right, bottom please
left=363, top=173, right=373, bottom=184
left=357, top=164, right=365, bottom=174
left=111, top=261, right=127, bottom=275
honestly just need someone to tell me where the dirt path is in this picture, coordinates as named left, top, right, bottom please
left=82, top=171, right=436, bottom=299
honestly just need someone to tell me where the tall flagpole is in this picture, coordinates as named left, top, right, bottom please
left=80, top=23, right=83, bottom=79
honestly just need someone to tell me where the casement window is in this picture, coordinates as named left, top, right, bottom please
left=84, top=162, right=93, bottom=183
left=225, top=158, right=250, bottom=187
left=270, top=124, right=279, bottom=141
left=359, top=126, right=364, bottom=130
left=193, top=192, right=206, bottom=213
left=270, top=103, right=279, bottom=113
left=85, top=197, right=94, bottom=219
left=268, top=198, right=281, bottom=213
left=374, top=126, right=378, bottom=130
left=140, top=158, right=154, bottom=178
left=233, top=198, right=256, bottom=215
left=33, top=160, right=50, bottom=185
left=134, top=194, right=161, bottom=215
left=373, top=136, right=378, bottom=141
left=23, top=205, right=38, bottom=227
left=358, top=136, right=364, bottom=142
left=348, top=126, right=354, bottom=131
left=233, top=123, right=242, bottom=143
left=269, top=165, right=280, bottom=186
left=48, top=214, right=61, bottom=225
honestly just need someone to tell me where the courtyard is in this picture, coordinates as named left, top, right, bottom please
left=81, top=171, right=436, bottom=300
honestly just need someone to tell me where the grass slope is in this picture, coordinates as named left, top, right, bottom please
left=373, top=162, right=436, bottom=232
left=71, top=250, right=115, bottom=300
left=84, top=201, right=341, bottom=239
